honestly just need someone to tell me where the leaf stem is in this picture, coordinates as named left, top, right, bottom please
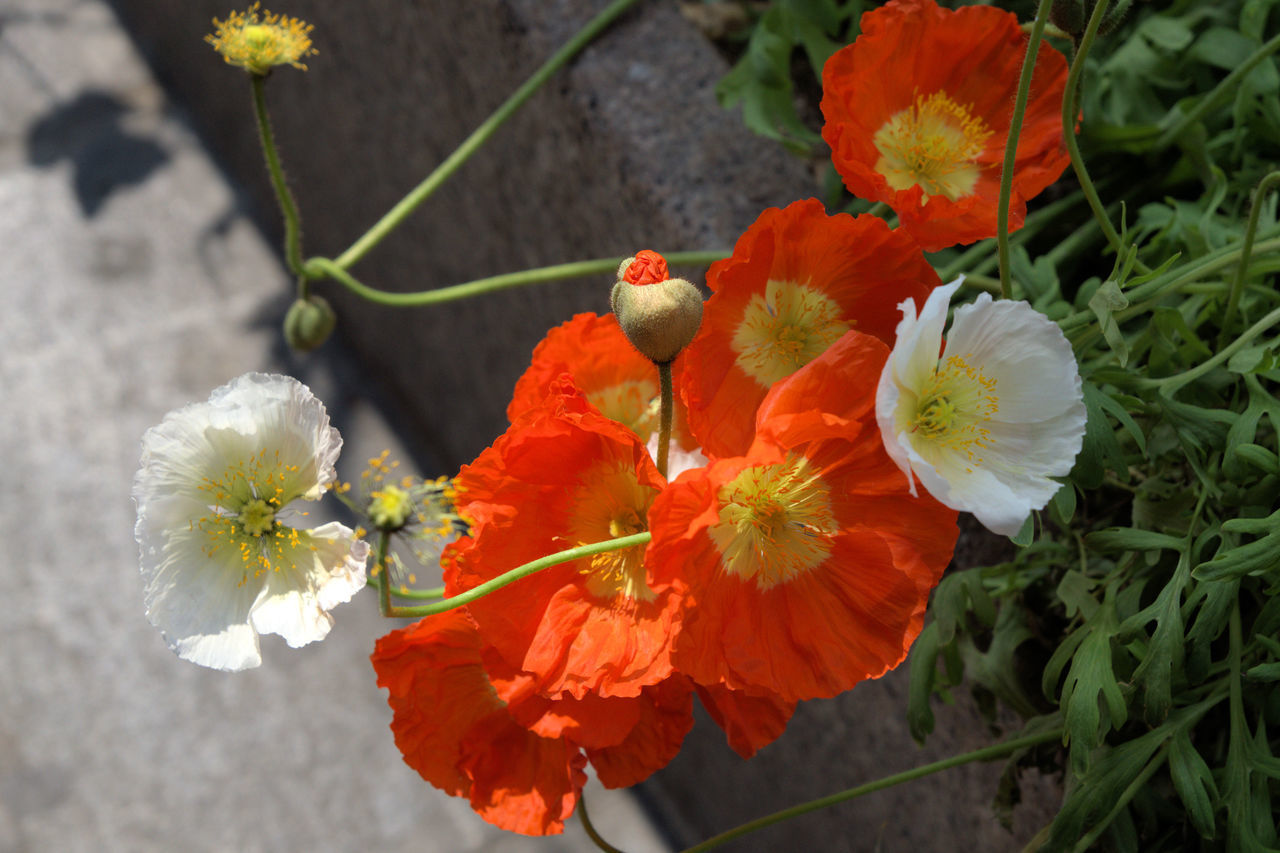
left=996, top=0, right=1054, bottom=300
left=1071, top=742, right=1171, bottom=853
left=332, top=0, right=644, bottom=271
left=1155, top=32, right=1280, bottom=151
left=1140, top=304, right=1280, bottom=394
left=380, top=532, right=651, bottom=618
left=1219, top=170, right=1280, bottom=346
left=250, top=74, right=305, bottom=280
left=678, top=727, right=1064, bottom=852
left=305, top=251, right=727, bottom=307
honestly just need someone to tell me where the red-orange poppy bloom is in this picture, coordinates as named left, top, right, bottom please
left=373, top=611, right=695, bottom=834
left=821, top=0, right=1070, bottom=251
left=696, top=682, right=796, bottom=759
left=445, top=379, right=682, bottom=700
left=649, top=331, right=958, bottom=703
left=680, top=198, right=938, bottom=459
left=371, top=609, right=586, bottom=836
left=508, top=312, right=698, bottom=451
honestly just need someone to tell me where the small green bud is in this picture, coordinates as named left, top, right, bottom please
left=610, top=250, right=703, bottom=364
left=283, top=294, right=336, bottom=352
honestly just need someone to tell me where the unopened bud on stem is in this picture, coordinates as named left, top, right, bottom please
left=284, top=293, right=336, bottom=351
left=610, top=250, right=703, bottom=364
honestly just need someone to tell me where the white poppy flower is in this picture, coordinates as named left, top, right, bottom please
left=133, top=373, right=369, bottom=671
left=876, top=278, right=1086, bottom=536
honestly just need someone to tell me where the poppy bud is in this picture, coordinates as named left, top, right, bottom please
left=610, top=250, right=703, bottom=364
left=283, top=294, right=336, bottom=352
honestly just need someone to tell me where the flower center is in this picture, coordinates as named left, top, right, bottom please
left=192, top=446, right=311, bottom=584
left=873, top=91, right=993, bottom=203
left=587, top=379, right=661, bottom=442
left=732, top=280, right=851, bottom=387
left=567, top=462, right=658, bottom=603
left=909, top=354, right=1000, bottom=466
left=707, top=453, right=837, bottom=590
left=369, top=484, right=413, bottom=531
left=238, top=498, right=276, bottom=536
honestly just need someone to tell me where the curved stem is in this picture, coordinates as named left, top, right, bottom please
left=1220, top=170, right=1280, bottom=345
left=1156, top=32, right=1280, bottom=151
left=332, top=0, right=644, bottom=271
left=1071, top=742, right=1171, bottom=853
left=388, top=584, right=446, bottom=600
left=656, top=360, right=673, bottom=479
left=306, top=251, right=727, bottom=307
left=578, top=793, right=627, bottom=853
left=250, top=74, right=305, bottom=279
left=381, top=532, right=651, bottom=618
left=1141, top=304, right=1280, bottom=394
left=996, top=0, right=1054, bottom=300
left=679, top=727, right=1063, bottom=852
left=1061, top=0, right=1148, bottom=274
left=375, top=530, right=392, bottom=617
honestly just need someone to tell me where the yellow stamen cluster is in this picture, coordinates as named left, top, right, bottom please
left=708, top=453, right=837, bottom=589
left=911, top=354, right=1000, bottom=470
left=586, top=379, right=661, bottom=443
left=191, top=447, right=312, bottom=584
left=567, top=462, right=656, bottom=603
left=873, top=91, right=993, bottom=203
left=733, top=280, right=851, bottom=387
left=205, top=3, right=316, bottom=76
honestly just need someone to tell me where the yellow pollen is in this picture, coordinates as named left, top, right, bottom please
left=205, top=3, right=316, bottom=76
left=732, top=280, right=850, bottom=387
left=707, top=453, right=837, bottom=589
left=567, top=463, right=657, bottom=603
left=909, top=354, right=1000, bottom=467
left=369, top=485, right=412, bottom=531
left=586, top=379, right=661, bottom=442
left=873, top=91, right=993, bottom=203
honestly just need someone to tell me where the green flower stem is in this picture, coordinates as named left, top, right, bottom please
left=1155, top=31, right=1280, bottom=151
left=1139, top=303, right=1280, bottom=394
left=250, top=74, right=305, bottom=280
left=331, top=0, right=644, bottom=272
left=1220, top=170, right=1280, bottom=346
left=375, top=530, right=393, bottom=617
left=1061, top=0, right=1150, bottom=275
left=962, top=273, right=1002, bottom=294
left=305, top=251, right=727, bottom=307
left=656, top=360, right=673, bottom=479
left=388, top=584, right=446, bottom=600
left=380, top=532, right=651, bottom=619
left=996, top=0, right=1054, bottom=301
left=577, top=793, right=626, bottom=853
left=678, top=726, right=1064, bottom=853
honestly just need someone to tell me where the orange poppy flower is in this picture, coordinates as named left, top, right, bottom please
left=371, top=609, right=586, bottom=836
left=696, top=682, right=796, bottom=759
left=680, top=198, right=938, bottom=459
left=445, top=379, right=682, bottom=700
left=508, top=312, right=697, bottom=451
left=648, top=331, right=958, bottom=703
left=821, top=0, right=1069, bottom=251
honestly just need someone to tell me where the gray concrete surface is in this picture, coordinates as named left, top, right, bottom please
left=0, top=2, right=670, bottom=850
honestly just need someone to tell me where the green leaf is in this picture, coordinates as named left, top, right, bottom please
left=1058, top=571, right=1101, bottom=621
left=1086, top=527, right=1185, bottom=553
left=1190, top=26, right=1257, bottom=70
left=1168, top=728, right=1219, bottom=840
left=1139, top=15, right=1194, bottom=52
left=1010, top=513, right=1035, bottom=546
left=906, top=621, right=940, bottom=744
left=1244, top=662, right=1280, bottom=682
left=1194, top=508, right=1280, bottom=581
left=930, top=568, right=996, bottom=644
left=1127, top=554, right=1192, bottom=725
left=1089, top=280, right=1132, bottom=366
left=1049, top=481, right=1078, bottom=528
left=1060, top=604, right=1128, bottom=775
left=1074, top=383, right=1128, bottom=488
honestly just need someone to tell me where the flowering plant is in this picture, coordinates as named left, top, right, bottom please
left=131, top=0, right=1280, bottom=849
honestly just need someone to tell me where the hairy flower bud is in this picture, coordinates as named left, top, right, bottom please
left=284, top=294, right=336, bottom=352
left=610, top=251, right=703, bottom=364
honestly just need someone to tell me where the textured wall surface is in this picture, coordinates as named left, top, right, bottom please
left=98, top=1, right=1062, bottom=849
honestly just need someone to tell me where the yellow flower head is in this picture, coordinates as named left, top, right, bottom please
left=205, top=3, right=316, bottom=76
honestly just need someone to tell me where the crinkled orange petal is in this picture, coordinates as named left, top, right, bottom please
left=695, top=681, right=796, bottom=759
left=508, top=312, right=697, bottom=450
left=586, top=675, right=695, bottom=788
left=371, top=610, right=585, bottom=836
left=446, top=381, right=681, bottom=700
left=680, top=199, right=937, bottom=458
left=648, top=333, right=958, bottom=703
left=821, top=0, right=1069, bottom=251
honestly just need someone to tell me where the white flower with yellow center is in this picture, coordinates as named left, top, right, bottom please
left=876, top=279, right=1086, bottom=536
left=133, top=373, right=369, bottom=671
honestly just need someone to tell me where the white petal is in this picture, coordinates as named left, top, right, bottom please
left=247, top=523, right=368, bottom=648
